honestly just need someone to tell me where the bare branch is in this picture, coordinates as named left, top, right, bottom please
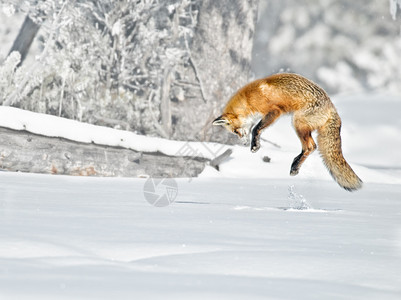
left=184, top=33, right=207, bottom=103
left=260, top=137, right=281, bottom=148
left=147, top=90, right=169, bottom=139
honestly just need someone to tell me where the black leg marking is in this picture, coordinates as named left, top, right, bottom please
left=250, top=110, right=281, bottom=153
left=251, top=121, right=262, bottom=153
left=290, top=151, right=304, bottom=176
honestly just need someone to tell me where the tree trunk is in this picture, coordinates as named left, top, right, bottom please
left=8, top=15, right=40, bottom=66
left=171, top=0, right=259, bottom=142
left=160, top=69, right=172, bottom=138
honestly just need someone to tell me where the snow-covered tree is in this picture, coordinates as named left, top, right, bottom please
left=253, top=0, right=401, bottom=95
left=390, top=0, right=401, bottom=19
left=0, top=0, right=258, bottom=142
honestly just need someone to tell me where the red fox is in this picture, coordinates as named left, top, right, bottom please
left=213, top=73, right=362, bottom=191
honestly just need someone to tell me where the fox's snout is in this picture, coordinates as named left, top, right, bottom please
left=213, top=116, right=250, bottom=145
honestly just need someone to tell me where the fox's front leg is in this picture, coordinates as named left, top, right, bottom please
left=250, top=110, right=281, bottom=153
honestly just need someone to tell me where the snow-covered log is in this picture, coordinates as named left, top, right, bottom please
left=0, top=127, right=210, bottom=177
left=0, top=107, right=230, bottom=177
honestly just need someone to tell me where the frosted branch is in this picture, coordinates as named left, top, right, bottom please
left=184, top=33, right=207, bottom=103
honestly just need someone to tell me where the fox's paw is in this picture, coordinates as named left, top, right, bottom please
left=290, top=167, right=299, bottom=176
left=250, top=140, right=260, bottom=153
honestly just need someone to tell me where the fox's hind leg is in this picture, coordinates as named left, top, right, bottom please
left=290, top=126, right=317, bottom=176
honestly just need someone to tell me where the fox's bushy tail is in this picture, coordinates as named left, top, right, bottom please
left=317, top=113, right=362, bottom=191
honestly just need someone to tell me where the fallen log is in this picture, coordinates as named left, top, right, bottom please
left=0, top=127, right=229, bottom=178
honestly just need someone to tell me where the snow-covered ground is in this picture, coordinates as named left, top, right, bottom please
left=0, top=92, right=401, bottom=299
left=1, top=173, right=401, bottom=300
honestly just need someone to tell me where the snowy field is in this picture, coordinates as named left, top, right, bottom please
left=1, top=92, right=401, bottom=299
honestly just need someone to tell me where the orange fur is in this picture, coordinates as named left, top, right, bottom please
left=213, top=73, right=362, bottom=191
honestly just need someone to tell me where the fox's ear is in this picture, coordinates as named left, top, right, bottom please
left=212, top=115, right=229, bottom=126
